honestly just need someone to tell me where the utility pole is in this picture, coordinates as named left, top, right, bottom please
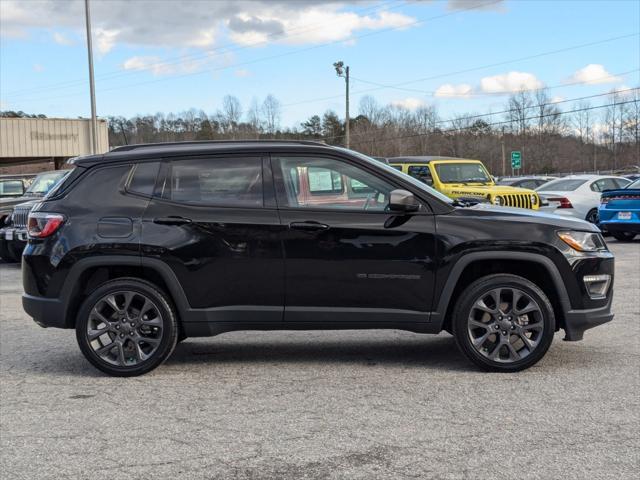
left=84, top=0, right=98, bottom=154
left=500, top=126, right=506, bottom=177
left=333, top=61, right=350, bottom=148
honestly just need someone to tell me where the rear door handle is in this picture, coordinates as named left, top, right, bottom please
left=289, top=221, right=330, bottom=231
left=153, top=216, right=192, bottom=226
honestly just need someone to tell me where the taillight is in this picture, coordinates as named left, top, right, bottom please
left=547, top=197, right=573, bottom=208
left=600, top=197, right=609, bottom=205
left=27, top=212, right=65, bottom=238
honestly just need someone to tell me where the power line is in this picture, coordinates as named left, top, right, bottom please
left=279, top=33, right=639, bottom=108
left=3, top=0, right=503, bottom=104
left=321, top=94, right=638, bottom=143
left=281, top=68, right=639, bottom=109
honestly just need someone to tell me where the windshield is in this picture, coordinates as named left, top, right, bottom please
left=339, top=148, right=454, bottom=204
left=536, top=178, right=587, bottom=192
left=627, top=179, right=640, bottom=189
left=25, top=171, right=68, bottom=195
left=435, top=163, right=491, bottom=184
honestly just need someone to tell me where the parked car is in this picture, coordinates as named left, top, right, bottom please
left=22, top=140, right=614, bottom=376
left=598, top=178, right=640, bottom=241
left=0, top=170, right=69, bottom=262
left=389, top=156, right=541, bottom=209
left=497, top=176, right=557, bottom=190
left=0, top=174, right=36, bottom=199
left=536, top=174, right=631, bottom=224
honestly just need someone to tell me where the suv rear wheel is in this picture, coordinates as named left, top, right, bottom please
left=452, top=274, right=555, bottom=372
left=612, top=232, right=636, bottom=242
left=75, top=278, right=178, bottom=376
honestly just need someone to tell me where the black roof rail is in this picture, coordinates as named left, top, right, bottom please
left=109, top=139, right=328, bottom=153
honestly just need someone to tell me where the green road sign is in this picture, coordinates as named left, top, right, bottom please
left=511, top=151, right=522, bottom=169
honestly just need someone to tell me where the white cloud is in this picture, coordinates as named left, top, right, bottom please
left=480, top=71, right=544, bottom=93
left=0, top=1, right=416, bottom=53
left=570, top=64, right=621, bottom=85
left=94, top=28, right=119, bottom=55
left=434, top=83, right=473, bottom=98
left=122, top=55, right=213, bottom=76
left=32, top=63, right=45, bottom=73
left=550, top=95, right=565, bottom=104
left=234, top=68, right=251, bottom=77
left=52, top=31, right=74, bottom=46
left=390, top=97, right=426, bottom=110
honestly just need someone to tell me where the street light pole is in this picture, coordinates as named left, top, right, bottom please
left=333, top=61, right=350, bottom=149
left=84, top=0, right=98, bottom=154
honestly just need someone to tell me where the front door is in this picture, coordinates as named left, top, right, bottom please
left=271, top=154, right=437, bottom=325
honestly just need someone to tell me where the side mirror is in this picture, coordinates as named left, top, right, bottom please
left=389, top=189, right=420, bottom=213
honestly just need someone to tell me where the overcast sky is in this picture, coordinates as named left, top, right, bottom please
left=1, top=0, right=638, bottom=126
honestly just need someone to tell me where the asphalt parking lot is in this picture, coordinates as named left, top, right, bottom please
left=0, top=239, right=638, bottom=480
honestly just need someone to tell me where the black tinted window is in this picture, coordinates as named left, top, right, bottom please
left=162, top=157, right=263, bottom=207
left=128, top=162, right=160, bottom=196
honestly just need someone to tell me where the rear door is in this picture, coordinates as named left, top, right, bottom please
left=272, top=154, right=437, bottom=325
left=141, top=154, right=285, bottom=323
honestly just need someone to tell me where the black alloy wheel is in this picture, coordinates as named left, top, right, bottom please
left=76, top=278, right=177, bottom=376
left=452, top=274, right=555, bottom=372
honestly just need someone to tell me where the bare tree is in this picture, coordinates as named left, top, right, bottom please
left=262, top=94, right=281, bottom=134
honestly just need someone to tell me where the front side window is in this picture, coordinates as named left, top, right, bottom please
left=160, top=157, right=263, bottom=207
left=274, top=156, right=395, bottom=212
left=435, top=163, right=491, bottom=184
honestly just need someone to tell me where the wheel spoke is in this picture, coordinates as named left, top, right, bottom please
left=88, top=327, right=110, bottom=341
left=469, top=319, right=491, bottom=330
left=505, top=341, right=520, bottom=361
left=521, top=321, right=543, bottom=331
left=95, top=342, right=116, bottom=357
left=517, top=332, right=535, bottom=351
left=511, top=289, right=522, bottom=314
left=473, top=298, right=497, bottom=314
left=104, top=295, right=121, bottom=313
left=116, top=342, right=127, bottom=366
left=472, top=331, right=491, bottom=347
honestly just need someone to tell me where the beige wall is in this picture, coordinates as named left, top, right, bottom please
left=0, top=117, right=109, bottom=158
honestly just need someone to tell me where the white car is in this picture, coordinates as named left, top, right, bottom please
left=536, top=174, right=632, bottom=223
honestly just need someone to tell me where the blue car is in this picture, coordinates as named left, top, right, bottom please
left=599, top=178, right=640, bottom=241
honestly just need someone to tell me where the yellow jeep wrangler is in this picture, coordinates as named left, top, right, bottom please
left=388, top=156, right=540, bottom=210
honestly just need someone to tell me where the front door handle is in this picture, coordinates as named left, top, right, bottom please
left=153, top=216, right=192, bottom=226
left=289, top=221, right=330, bottom=232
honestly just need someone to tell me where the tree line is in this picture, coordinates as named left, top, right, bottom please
left=3, top=86, right=638, bottom=175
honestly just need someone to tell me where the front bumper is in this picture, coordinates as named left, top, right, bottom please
left=563, top=295, right=614, bottom=341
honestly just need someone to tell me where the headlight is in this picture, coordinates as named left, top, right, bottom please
left=493, top=196, right=504, bottom=206
left=557, top=231, right=606, bottom=252
left=530, top=194, right=537, bottom=205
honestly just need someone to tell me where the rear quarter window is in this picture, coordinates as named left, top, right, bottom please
left=127, top=162, right=160, bottom=196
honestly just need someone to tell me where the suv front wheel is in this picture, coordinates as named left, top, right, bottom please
left=452, top=274, right=555, bottom=372
left=75, top=278, right=178, bottom=376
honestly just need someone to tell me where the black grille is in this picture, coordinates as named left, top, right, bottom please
left=502, top=194, right=532, bottom=209
left=11, top=206, right=31, bottom=228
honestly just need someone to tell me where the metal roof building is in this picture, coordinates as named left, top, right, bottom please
left=0, top=117, right=109, bottom=173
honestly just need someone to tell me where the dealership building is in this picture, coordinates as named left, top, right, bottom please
left=0, top=117, right=109, bottom=174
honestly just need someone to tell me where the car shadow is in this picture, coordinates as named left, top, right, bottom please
left=165, top=334, right=470, bottom=371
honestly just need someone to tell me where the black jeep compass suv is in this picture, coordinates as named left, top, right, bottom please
left=22, top=141, right=614, bottom=376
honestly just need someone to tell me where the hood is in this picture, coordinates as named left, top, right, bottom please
left=457, top=203, right=599, bottom=231
left=445, top=184, right=536, bottom=194
left=0, top=193, right=42, bottom=215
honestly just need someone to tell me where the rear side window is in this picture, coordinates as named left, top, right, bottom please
left=308, top=167, right=343, bottom=195
left=127, top=162, right=160, bottom=196
left=160, top=157, right=263, bottom=207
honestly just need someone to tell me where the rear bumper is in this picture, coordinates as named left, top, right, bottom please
left=22, top=293, right=67, bottom=328
left=599, top=222, right=640, bottom=233
left=563, top=295, right=614, bottom=341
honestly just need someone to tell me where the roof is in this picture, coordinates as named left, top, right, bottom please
left=388, top=156, right=475, bottom=163
left=70, top=140, right=336, bottom=166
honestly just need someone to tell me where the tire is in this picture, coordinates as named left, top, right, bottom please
left=585, top=209, right=599, bottom=224
left=452, top=274, right=555, bottom=372
left=612, top=232, right=636, bottom=242
left=75, top=278, right=178, bottom=377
